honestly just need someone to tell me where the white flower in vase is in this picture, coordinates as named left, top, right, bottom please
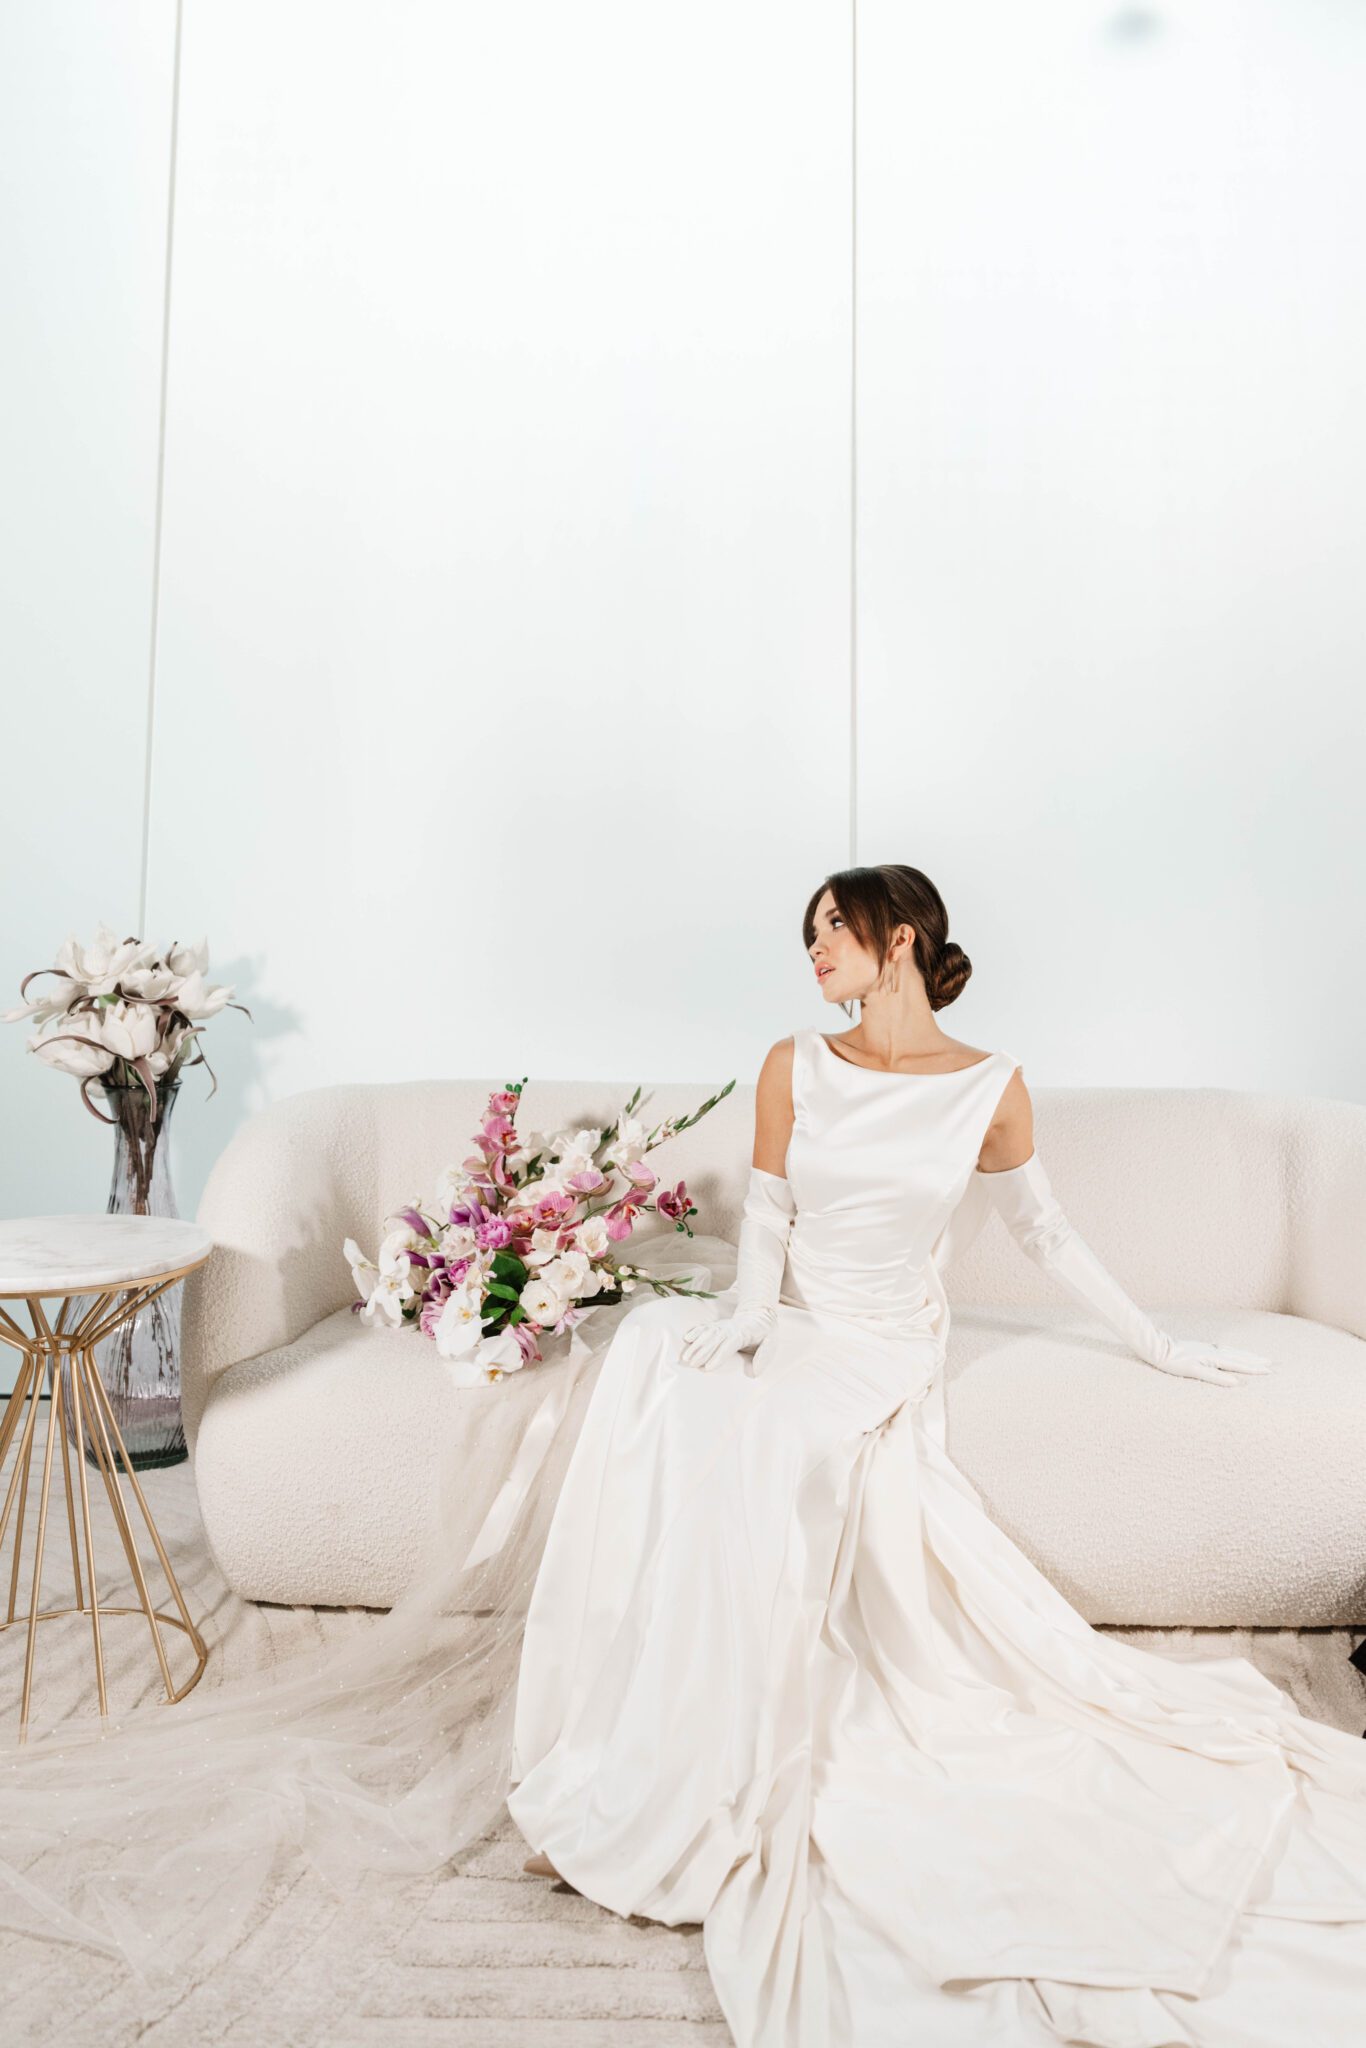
left=173, top=969, right=234, bottom=1021
left=100, top=1000, right=162, bottom=1064
left=28, top=1012, right=114, bottom=1078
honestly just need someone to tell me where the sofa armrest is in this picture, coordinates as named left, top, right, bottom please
left=180, top=1085, right=384, bottom=1451
left=1286, top=1095, right=1366, bottom=1345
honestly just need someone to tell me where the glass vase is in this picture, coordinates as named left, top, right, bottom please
left=61, top=1073, right=189, bottom=1470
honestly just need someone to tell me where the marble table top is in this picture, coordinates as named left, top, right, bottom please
left=0, top=1215, right=213, bottom=1297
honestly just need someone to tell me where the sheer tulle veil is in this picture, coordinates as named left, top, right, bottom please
left=0, top=1230, right=737, bottom=2011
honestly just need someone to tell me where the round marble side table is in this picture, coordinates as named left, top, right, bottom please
left=0, top=1214, right=213, bottom=1736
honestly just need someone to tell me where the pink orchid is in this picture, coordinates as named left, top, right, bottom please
left=655, top=1180, right=694, bottom=1222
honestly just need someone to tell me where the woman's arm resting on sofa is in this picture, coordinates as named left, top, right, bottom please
left=976, top=1070, right=1271, bottom=1388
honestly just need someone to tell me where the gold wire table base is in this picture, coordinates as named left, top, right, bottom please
left=0, top=1264, right=209, bottom=1738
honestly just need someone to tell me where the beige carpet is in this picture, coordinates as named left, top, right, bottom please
left=1, top=1423, right=1363, bottom=2047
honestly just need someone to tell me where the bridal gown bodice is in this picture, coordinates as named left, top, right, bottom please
left=506, top=1023, right=1366, bottom=2048
left=781, top=1027, right=1019, bottom=1335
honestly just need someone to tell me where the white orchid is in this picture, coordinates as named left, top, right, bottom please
left=343, top=1236, right=382, bottom=1307
left=433, top=1282, right=488, bottom=1360
left=362, top=1263, right=416, bottom=1328
left=28, top=1013, right=114, bottom=1078
left=444, top=1326, right=526, bottom=1388
left=343, top=1235, right=414, bottom=1327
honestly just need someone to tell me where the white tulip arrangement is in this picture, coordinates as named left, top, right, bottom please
left=3, top=921, right=249, bottom=1122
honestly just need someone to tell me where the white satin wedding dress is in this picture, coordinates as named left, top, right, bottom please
left=507, top=1026, right=1366, bottom=2048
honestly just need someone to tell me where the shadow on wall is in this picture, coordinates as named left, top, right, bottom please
left=168, top=955, right=302, bottom=1226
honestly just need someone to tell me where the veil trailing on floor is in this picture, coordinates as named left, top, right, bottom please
left=0, top=1231, right=738, bottom=2013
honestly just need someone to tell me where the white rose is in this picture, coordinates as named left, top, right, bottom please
left=544, top=1249, right=593, bottom=1300
left=521, top=1276, right=569, bottom=1327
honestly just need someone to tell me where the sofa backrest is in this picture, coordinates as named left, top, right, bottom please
left=185, top=1071, right=1366, bottom=1428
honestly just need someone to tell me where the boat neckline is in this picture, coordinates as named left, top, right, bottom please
left=814, top=1031, right=998, bottom=1080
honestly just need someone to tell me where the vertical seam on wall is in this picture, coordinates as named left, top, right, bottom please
left=138, top=0, right=183, bottom=936
left=850, top=0, right=858, bottom=868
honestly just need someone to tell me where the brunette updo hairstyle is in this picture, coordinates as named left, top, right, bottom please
left=801, top=864, right=972, bottom=1016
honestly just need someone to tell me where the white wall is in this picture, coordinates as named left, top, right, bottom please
left=3, top=0, right=1364, bottom=1280
left=0, top=1, right=178, bottom=1213
left=147, top=0, right=852, bottom=1222
left=857, top=0, right=1366, bottom=1094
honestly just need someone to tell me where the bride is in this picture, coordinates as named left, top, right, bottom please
left=2, top=862, right=1365, bottom=2048
left=507, top=864, right=1366, bottom=2045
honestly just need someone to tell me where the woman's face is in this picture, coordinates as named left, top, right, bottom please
left=808, top=891, right=880, bottom=1004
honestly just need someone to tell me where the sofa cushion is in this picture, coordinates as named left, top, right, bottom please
left=194, top=1291, right=1366, bottom=1624
left=946, top=1303, right=1366, bottom=1626
left=193, top=1306, right=608, bottom=1607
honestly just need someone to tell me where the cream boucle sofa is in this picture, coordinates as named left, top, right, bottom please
left=180, top=1075, right=1366, bottom=1626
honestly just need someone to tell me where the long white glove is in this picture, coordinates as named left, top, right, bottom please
left=681, top=1166, right=796, bottom=1370
left=978, top=1151, right=1272, bottom=1388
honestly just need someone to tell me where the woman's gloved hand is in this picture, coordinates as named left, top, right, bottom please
left=977, top=1150, right=1272, bottom=1389
left=681, top=1166, right=796, bottom=1371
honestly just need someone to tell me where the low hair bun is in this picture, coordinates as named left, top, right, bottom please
left=929, top=940, right=972, bottom=1012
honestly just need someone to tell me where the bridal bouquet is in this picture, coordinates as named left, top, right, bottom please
left=344, top=1074, right=735, bottom=1386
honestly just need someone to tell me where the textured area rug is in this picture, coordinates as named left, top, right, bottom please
left=1, top=1426, right=1363, bottom=2046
